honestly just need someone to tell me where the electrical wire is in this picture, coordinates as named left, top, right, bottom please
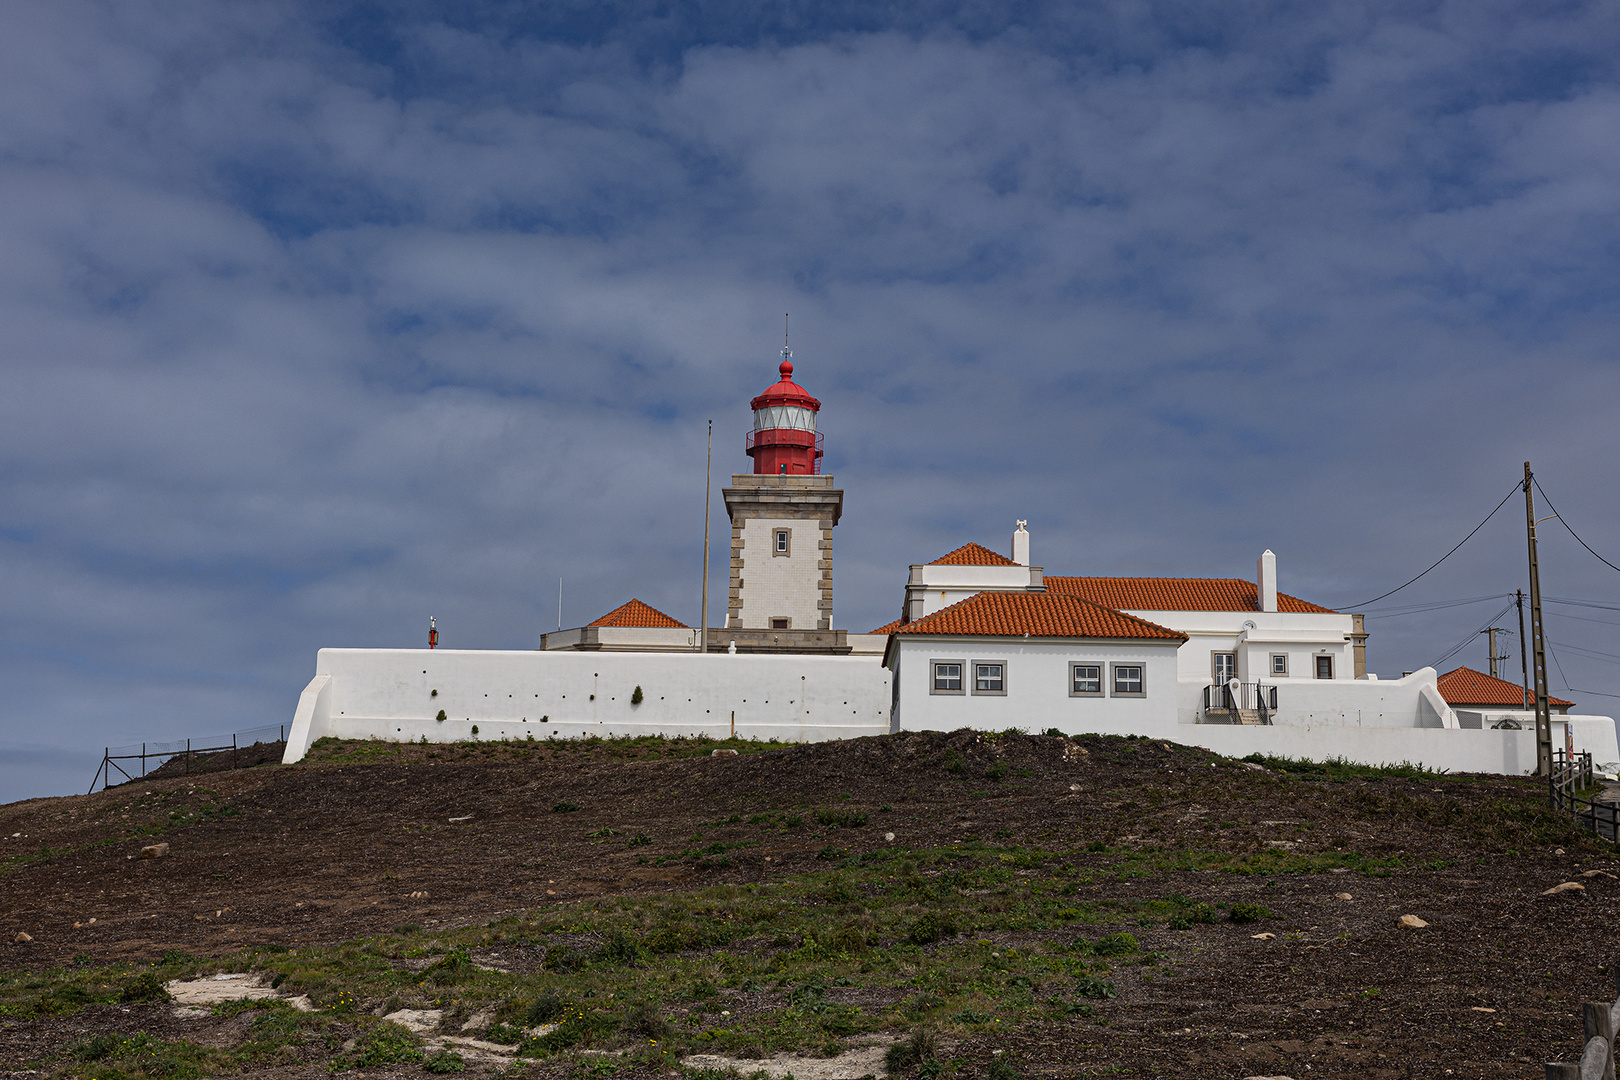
left=1548, top=640, right=1620, bottom=666
left=1545, top=596, right=1620, bottom=613
left=1544, top=641, right=1620, bottom=700
left=1360, top=593, right=1514, bottom=620
left=1425, top=602, right=1514, bottom=670
left=1533, top=477, right=1620, bottom=576
left=1546, top=609, right=1620, bottom=630
left=1344, top=481, right=1521, bottom=609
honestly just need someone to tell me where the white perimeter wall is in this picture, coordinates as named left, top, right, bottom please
left=1181, top=723, right=1545, bottom=774
left=284, top=648, right=890, bottom=762
left=1172, top=669, right=1454, bottom=729
left=892, top=638, right=1180, bottom=737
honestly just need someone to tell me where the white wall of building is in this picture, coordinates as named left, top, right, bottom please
left=737, top=517, right=823, bottom=630
left=889, top=637, right=1181, bottom=736
left=904, top=563, right=1042, bottom=620
left=284, top=648, right=890, bottom=763
left=1126, top=610, right=1356, bottom=683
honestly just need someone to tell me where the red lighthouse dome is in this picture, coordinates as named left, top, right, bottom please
left=745, top=346, right=824, bottom=475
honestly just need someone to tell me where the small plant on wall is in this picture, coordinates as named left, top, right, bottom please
left=436, top=710, right=447, bottom=722
left=631, top=686, right=644, bottom=705
left=470, top=725, right=479, bottom=738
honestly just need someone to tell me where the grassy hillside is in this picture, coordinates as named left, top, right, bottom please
left=0, top=730, right=1613, bottom=1078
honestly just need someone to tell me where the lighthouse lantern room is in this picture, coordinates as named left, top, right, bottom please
left=745, top=348, right=824, bottom=475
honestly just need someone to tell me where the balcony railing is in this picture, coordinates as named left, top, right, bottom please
left=1202, top=681, right=1277, bottom=724
left=745, top=428, right=825, bottom=473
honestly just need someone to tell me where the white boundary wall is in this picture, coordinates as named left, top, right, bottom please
left=285, top=647, right=1617, bottom=778
left=283, top=648, right=891, bottom=763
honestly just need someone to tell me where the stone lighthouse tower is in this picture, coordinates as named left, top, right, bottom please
left=722, top=342, right=844, bottom=646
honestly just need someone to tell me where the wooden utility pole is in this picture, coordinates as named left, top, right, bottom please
left=1480, top=627, right=1507, bottom=678
left=1524, top=462, right=1554, bottom=778
left=1515, top=589, right=1529, bottom=709
left=699, top=420, right=713, bottom=654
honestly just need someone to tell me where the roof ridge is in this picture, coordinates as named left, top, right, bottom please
left=587, top=598, right=690, bottom=629
left=928, top=542, right=1018, bottom=567
left=894, top=590, right=1184, bottom=640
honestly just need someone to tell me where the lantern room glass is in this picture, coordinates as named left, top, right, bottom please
left=753, top=405, right=817, bottom=433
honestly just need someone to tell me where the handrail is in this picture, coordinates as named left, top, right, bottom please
left=1201, top=682, right=1277, bottom=724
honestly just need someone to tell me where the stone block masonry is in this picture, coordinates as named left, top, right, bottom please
left=723, top=474, right=842, bottom=631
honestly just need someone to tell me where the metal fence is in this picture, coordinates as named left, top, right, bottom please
left=88, top=724, right=286, bottom=793
left=1546, top=972, right=1620, bottom=1078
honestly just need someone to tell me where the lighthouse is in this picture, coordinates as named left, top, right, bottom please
left=722, top=341, right=844, bottom=639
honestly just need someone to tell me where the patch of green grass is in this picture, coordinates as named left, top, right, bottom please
left=814, top=808, right=869, bottom=828
left=1239, top=752, right=1444, bottom=781
left=58, top=1031, right=234, bottom=1079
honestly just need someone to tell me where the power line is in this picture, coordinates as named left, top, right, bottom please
left=1545, top=641, right=1620, bottom=700
left=1533, top=477, right=1620, bottom=576
left=1425, top=602, right=1513, bottom=670
left=1346, top=481, right=1521, bottom=609
left=1546, top=609, right=1620, bottom=630
left=1545, top=596, right=1620, bottom=612
left=1361, top=593, right=1513, bottom=620
left=1548, top=640, right=1620, bottom=666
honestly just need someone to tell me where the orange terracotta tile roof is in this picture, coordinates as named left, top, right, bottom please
left=1045, top=576, right=1337, bottom=614
left=1437, top=666, right=1571, bottom=708
left=869, top=618, right=908, bottom=635
left=893, top=591, right=1185, bottom=641
left=588, top=598, right=689, bottom=629
left=928, top=542, right=1018, bottom=566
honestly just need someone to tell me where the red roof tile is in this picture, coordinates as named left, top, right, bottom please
left=928, top=542, right=1018, bottom=567
left=1437, top=666, right=1571, bottom=708
left=1045, top=576, right=1337, bottom=614
left=588, top=599, right=689, bottom=629
left=869, top=618, right=908, bottom=635
left=893, top=591, right=1185, bottom=641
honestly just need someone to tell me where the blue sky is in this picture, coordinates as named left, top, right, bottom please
left=4, top=0, right=1620, bottom=801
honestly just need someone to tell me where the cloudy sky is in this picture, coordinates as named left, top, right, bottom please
left=3, top=0, right=1619, bottom=801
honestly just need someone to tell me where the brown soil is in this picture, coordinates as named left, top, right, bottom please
left=1, top=730, right=1617, bottom=1078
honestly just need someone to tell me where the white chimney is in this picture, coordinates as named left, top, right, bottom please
left=1012, top=520, right=1030, bottom=566
left=1257, top=549, right=1278, bottom=613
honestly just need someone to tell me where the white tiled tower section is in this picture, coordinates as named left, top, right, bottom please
left=723, top=474, right=843, bottom=632
left=738, top=517, right=825, bottom=629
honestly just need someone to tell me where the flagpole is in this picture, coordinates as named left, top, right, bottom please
left=700, top=420, right=712, bottom=654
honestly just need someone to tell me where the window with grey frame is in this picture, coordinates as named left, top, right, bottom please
left=1271, top=653, right=1289, bottom=676
left=774, top=529, right=791, bottom=556
left=971, top=660, right=1006, bottom=695
left=931, top=660, right=965, bottom=694
left=1070, top=663, right=1103, bottom=697
left=1112, top=663, right=1145, bottom=696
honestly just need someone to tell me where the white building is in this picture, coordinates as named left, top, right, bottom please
left=883, top=590, right=1186, bottom=737
left=877, top=524, right=1618, bottom=771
